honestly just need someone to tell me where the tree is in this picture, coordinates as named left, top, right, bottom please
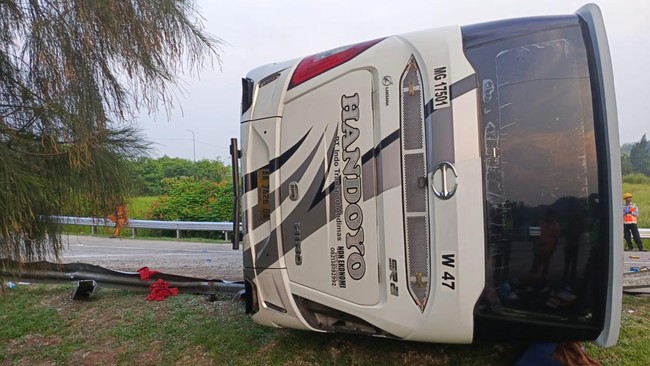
left=127, top=156, right=230, bottom=196
left=0, top=1, right=221, bottom=263
left=147, top=177, right=233, bottom=222
left=621, top=153, right=633, bottom=176
left=620, top=142, right=635, bottom=156
left=630, top=134, right=650, bottom=176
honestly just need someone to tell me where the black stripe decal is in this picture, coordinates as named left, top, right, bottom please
left=361, top=129, right=400, bottom=166
left=309, top=131, right=339, bottom=210
left=424, top=74, right=477, bottom=171
left=425, top=74, right=477, bottom=118
left=269, top=129, right=311, bottom=174
left=243, top=129, right=311, bottom=193
left=249, top=132, right=327, bottom=231
left=450, top=74, right=477, bottom=100
left=245, top=146, right=333, bottom=272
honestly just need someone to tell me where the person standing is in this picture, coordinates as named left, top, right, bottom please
left=623, top=192, right=644, bottom=251
left=108, top=203, right=128, bottom=239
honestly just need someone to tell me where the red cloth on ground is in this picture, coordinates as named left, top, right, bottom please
left=146, top=279, right=179, bottom=301
left=137, top=267, right=160, bottom=280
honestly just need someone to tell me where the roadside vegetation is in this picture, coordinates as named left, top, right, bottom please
left=63, top=156, right=650, bottom=244
left=63, top=193, right=230, bottom=241
left=61, top=134, right=649, bottom=243
left=62, top=157, right=235, bottom=241
left=62, top=156, right=233, bottom=239
left=620, top=134, right=650, bottom=178
left=0, top=0, right=221, bottom=265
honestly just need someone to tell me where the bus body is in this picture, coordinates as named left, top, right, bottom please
left=234, top=4, right=621, bottom=346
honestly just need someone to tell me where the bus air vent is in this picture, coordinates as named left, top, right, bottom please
left=400, top=55, right=430, bottom=312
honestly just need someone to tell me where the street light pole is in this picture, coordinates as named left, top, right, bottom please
left=186, top=129, right=196, bottom=161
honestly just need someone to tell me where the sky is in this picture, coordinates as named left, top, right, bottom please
left=137, top=0, right=650, bottom=161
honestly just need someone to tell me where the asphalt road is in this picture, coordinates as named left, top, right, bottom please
left=57, top=235, right=646, bottom=283
left=59, top=235, right=244, bottom=280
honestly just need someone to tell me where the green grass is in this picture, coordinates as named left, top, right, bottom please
left=0, top=284, right=522, bottom=365
left=586, top=295, right=650, bottom=365
left=3, top=284, right=650, bottom=365
left=127, top=196, right=160, bottom=219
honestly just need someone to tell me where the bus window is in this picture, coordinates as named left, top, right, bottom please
left=464, top=17, right=607, bottom=341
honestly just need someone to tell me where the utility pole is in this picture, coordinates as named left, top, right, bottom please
left=186, top=129, right=196, bottom=161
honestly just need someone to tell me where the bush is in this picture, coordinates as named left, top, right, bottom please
left=147, top=177, right=233, bottom=222
left=623, top=173, right=650, bottom=185
left=128, top=156, right=230, bottom=196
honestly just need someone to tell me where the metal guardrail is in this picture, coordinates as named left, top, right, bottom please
left=623, top=270, right=650, bottom=290
left=640, top=228, right=650, bottom=239
left=51, top=215, right=238, bottom=240
left=54, top=215, right=648, bottom=241
left=1, top=259, right=245, bottom=296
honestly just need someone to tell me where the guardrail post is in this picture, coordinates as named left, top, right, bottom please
left=131, top=228, right=137, bottom=238
left=91, top=226, right=97, bottom=236
left=224, top=231, right=229, bottom=241
left=176, top=229, right=181, bottom=239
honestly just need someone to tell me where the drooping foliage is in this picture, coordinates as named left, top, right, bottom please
left=0, top=0, right=221, bottom=262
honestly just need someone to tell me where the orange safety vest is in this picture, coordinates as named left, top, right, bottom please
left=624, top=203, right=639, bottom=224
left=116, top=204, right=128, bottom=225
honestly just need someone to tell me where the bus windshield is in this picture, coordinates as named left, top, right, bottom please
left=464, top=16, right=608, bottom=341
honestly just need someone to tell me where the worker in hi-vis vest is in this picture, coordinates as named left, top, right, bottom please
left=623, top=192, right=644, bottom=251
left=108, top=203, right=128, bottom=239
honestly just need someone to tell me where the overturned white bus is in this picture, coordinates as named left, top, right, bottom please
left=231, top=4, right=622, bottom=346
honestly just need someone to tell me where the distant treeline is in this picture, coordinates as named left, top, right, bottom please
left=121, top=156, right=234, bottom=227
left=127, top=156, right=230, bottom=196
left=621, top=134, right=650, bottom=177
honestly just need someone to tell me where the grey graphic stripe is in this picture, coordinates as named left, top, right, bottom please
left=243, top=130, right=311, bottom=193
left=424, top=74, right=477, bottom=172
left=245, top=133, right=336, bottom=271
left=248, top=133, right=326, bottom=231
